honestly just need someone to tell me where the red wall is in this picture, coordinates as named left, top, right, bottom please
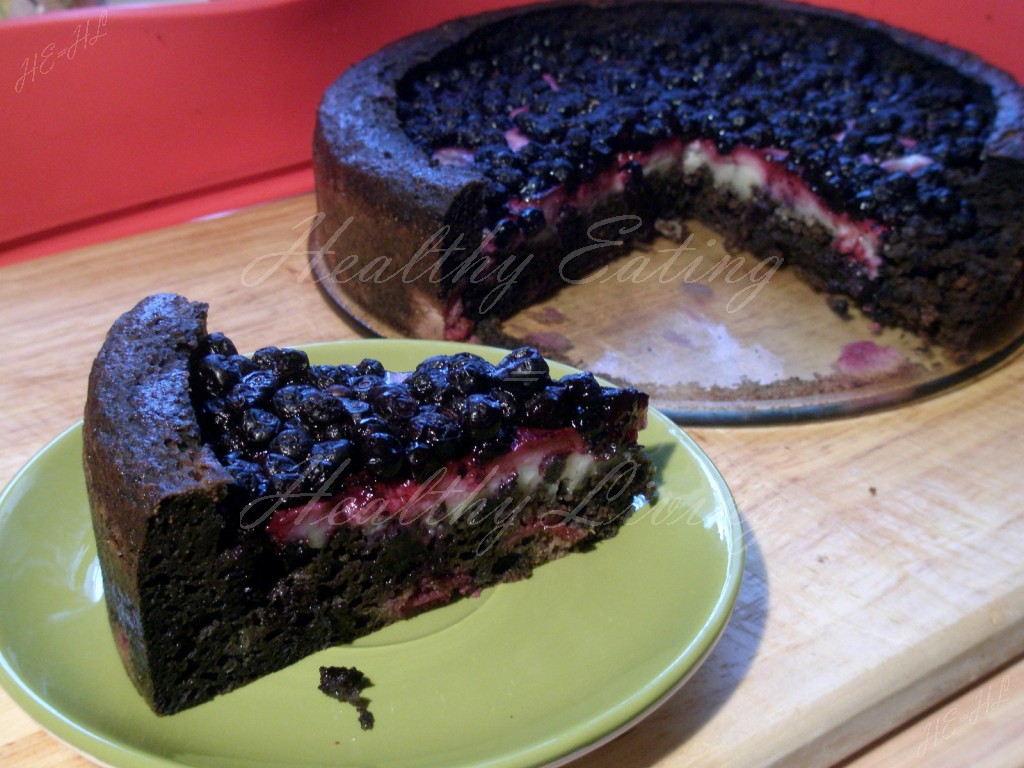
left=1, top=0, right=1020, bottom=263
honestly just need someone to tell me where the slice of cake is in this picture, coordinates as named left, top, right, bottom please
left=312, top=0, right=1024, bottom=353
left=82, top=293, right=654, bottom=714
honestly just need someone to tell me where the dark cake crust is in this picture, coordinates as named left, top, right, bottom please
left=312, top=0, right=1024, bottom=350
left=83, top=294, right=232, bottom=710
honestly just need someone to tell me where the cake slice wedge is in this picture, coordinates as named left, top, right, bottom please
left=83, top=294, right=654, bottom=714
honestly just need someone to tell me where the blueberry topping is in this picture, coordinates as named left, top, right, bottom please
left=338, top=397, right=373, bottom=425
left=349, top=374, right=384, bottom=400
left=270, top=471, right=304, bottom=497
left=318, top=422, right=348, bottom=442
left=415, top=355, right=450, bottom=372
left=264, top=452, right=301, bottom=477
left=324, top=383, right=355, bottom=399
left=470, top=427, right=515, bottom=464
left=490, top=389, right=520, bottom=421
left=353, top=414, right=391, bottom=439
left=199, top=397, right=235, bottom=432
left=192, top=335, right=645, bottom=522
left=522, top=386, right=571, bottom=427
left=395, top=5, right=993, bottom=246
left=570, top=405, right=603, bottom=437
left=311, top=438, right=358, bottom=467
left=448, top=353, right=500, bottom=395
left=602, top=387, right=647, bottom=436
left=310, top=364, right=352, bottom=390
left=224, top=457, right=270, bottom=501
left=490, top=218, right=521, bottom=249
left=261, top=453, right=304, bottom=497
left=407, top=367, right=453, bottom=403
left=560, top=372, right=602, bottom=401
left=404, top=408, right=461, bottom=460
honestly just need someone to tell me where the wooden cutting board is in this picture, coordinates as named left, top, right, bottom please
left=0, top=194, right=1022, bottom=767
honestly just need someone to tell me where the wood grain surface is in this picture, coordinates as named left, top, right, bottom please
left=1, top=194, right=1022, bottom=767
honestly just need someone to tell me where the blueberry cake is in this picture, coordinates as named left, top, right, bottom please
left=312, top=0, right=1024, bottom=352
left=82, top=294, right=653, bottom=714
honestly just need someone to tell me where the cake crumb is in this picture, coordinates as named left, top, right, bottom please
left=827, top=295, right=850, bottom=320
left=654, top=217, right=689, bottom=241
left=319, top=666, right=375, bottom=730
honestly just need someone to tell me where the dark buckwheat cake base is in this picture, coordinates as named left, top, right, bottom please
left=84, top=294, right=653, bottom=715
left=313, top=0, right=1024, bottom=353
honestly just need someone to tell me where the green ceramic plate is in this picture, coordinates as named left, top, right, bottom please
left=0, top=340, right=743, bottom=768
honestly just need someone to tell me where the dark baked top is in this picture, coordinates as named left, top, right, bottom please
left=83, top=296, right=232, bottom=518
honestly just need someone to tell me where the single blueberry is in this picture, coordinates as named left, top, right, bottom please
left=224, top=457, right=270, bottom=502
left=304, top=439, right=357, bottom=493
left=521, top=386, right=572, bottom=427
left=371, top=385, right=419, bottom=421
left=242, top=408, right=282, bottom=449
left=497, top=347, right=550, bottom=393
left=204, top=332, right=238, bottom=357
left=196, top=354, right=240, bottom=396
left=264, top=452, right=301, bottom=477
left=362, top=433, right=405, bottom=480
left=405, top=441, right=444, bottom=482
left=407, top=367, right=453, bottom=404
left=273, top=384, right=320, bottom=420
left=518, top=207, right=547, bottom=238
left=448, top=353, right=500, bottom=396
left=229, top=369, right=280, bottom=409
left=268, top=428, right=314, bottom=462
left=252, top=347, right=310, bottom=383
left=349, top=374, right=383, bottom=400
left=458, top=394, right=504, bottom=441
left=356, top=358, right=386, bottom=377
left=300, top=391, right=347, bottom=426
left=560, top=372, right=602, bottom=402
